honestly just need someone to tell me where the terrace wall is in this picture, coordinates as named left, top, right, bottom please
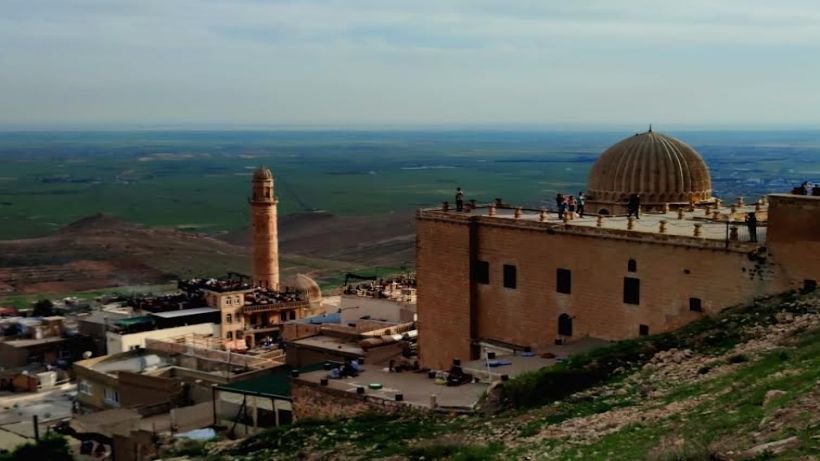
left=290, top=380, right=403, bottom=420
left=416, top=212, right=796, bottom=370
left=766, top=194, right=820, bottom=290
left=106, top=323, right=220, bottom=354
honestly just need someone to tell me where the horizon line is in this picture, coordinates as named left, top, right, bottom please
left=2, top=122, right=820, bottom=133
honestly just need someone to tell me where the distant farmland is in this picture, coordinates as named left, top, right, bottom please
left=0, top=129, right=818, bottom=240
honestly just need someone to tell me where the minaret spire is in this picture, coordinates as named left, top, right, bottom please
left=249, top=166, right=279, bottom=290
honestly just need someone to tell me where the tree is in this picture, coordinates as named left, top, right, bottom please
left=32, top=299, right=54, bottom=317
left=0, top=434, right=72, bottom=461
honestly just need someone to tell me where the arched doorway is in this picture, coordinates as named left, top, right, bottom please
left=558, top=314, right=573, bottom=337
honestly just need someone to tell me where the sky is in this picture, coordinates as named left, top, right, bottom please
left=1, top=0, right=820, bottom=129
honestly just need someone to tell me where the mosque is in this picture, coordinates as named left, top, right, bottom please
left=415, top=129, right=820, bottom=370
left=585, top=128, right=713, bottom=215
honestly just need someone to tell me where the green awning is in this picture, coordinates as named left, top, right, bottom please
left=216, top=362, right=327, bottom=399
left=114, top=316, right=154, bottom=327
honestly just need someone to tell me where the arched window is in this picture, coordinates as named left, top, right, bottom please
left=226, top=331, right=233, bottom=340
left=226, top=313, right=232, bottom=324
left=627, top=259, right=637, bottom=272
left=558, top=314, right=573, bottom=337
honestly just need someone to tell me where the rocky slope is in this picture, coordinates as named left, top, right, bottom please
left=166, top=290, right=819, bottom=461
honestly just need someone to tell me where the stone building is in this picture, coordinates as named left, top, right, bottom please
left=180, top=277, right=321, bottom=349
left=416, top=131, right=820, bottom=370
left=250, top=167, right=280, bottom=290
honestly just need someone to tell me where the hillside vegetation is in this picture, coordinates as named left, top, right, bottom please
left=170, top=290, right=820, bottom=461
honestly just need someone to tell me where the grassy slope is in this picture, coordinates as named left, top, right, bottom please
left=191, top=291, right=819, bottom=461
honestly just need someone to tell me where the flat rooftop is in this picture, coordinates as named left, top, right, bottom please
left=297, top=367, right=487, bottom=411
left=74, top=309, right=130, bottom=325
left=462, top=337, right=611, bottom=382
left=293, top=312, right=342, bottom=325
left=290, top=335, right=364, bottom=356
left=419, top=200, right=768, bottom=251
left=2, top=336, right=70, bottom=348
left=150, top=307, right=219, bottom=318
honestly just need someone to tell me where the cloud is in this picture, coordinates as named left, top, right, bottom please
left=0, top=0, right=819, bottom=126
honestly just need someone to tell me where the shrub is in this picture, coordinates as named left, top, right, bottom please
left=0, top=434, right=72, bottom=461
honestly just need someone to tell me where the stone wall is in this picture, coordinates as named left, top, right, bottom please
left=416, top=218, right=474, bottom=372
left=417, top=210, right=796, bottom=370
left=290, top=380, right=403, bottom=420
left=766, top=194, right=820, bottom=291
left=118, top=371, right=183, bottom=408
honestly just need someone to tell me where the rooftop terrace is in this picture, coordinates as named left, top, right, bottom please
left=343, top=275, right=417, bottom=302
left=418, top=197, right=770, bottom=252
left=179, top=278, right=253, bottom=293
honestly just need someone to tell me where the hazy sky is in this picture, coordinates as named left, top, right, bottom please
left=2, top=0, right=820, bottom=128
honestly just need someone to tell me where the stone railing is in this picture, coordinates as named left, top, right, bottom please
left=243, top=300, right=310, bottom=314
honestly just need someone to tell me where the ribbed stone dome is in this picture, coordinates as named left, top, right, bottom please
left=253, top=167, right=273, bottom=181
left=587, top=130, right=712, bottom=205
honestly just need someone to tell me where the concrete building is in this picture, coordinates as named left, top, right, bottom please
left=0, top=336, right=93, bottom=369
left=250, top=167, right=280, bottom=290
left=106, top=322, right=220, bottom=354
left=0, top=315, right=93, bottom=369
left=74, top=339, right=284, bottom=412
left=416, top=131, right=820, bottom=370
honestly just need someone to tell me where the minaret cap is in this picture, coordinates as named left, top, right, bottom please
left=253, top=167, right=273, bottom=181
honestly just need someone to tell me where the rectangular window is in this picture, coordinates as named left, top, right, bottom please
left=689, top=297, right=702, bottom=312
left=474, top=260, right=490, bottom=284
left=280, top=311, right=288, bottom=322
left=289, top=310, right=296, bottom=320
left=104, top=387, right=120, bottom=405
left=503, top=264, right=517, bottom=289
left=78, top=379, right=92, bottom=396
left=556, top=268, right=571, bottom=294
left=639, top=324, right=649, bottom=336
left=623, top=277, right=640, bottom=305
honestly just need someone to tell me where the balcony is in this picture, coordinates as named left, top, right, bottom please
left=243, top=300, right=310, bottom=314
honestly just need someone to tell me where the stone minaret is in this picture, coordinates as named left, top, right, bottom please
left=249, top=167, right=279, bottom=289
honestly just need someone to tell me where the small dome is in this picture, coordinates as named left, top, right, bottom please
left=253, top=167, right=273, bottom=181
left=587, top=130, right=712, bottom=204
left=289, top=274, right=322, bottom=303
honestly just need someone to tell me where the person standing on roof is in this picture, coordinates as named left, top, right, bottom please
left=627, top=194, right=641, bottom=219
left=556, top=193, right=565, bottom=219
left=577, top=191, right=586, bottom=217
left=455, top=187, right=465, bottom=212
left=745, top=211, right=758, bottom=242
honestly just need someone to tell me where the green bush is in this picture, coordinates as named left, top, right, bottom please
left=0, top=434, right=72, bottom=461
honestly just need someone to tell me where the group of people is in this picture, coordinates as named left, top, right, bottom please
left=327, top=358, right=364, bottom=379
left=793, top=181, right=818, bottom=196
left=555, top=192, right=586, bottom=219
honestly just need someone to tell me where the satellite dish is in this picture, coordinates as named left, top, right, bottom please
left=82, top=351, right=92, bottom=359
